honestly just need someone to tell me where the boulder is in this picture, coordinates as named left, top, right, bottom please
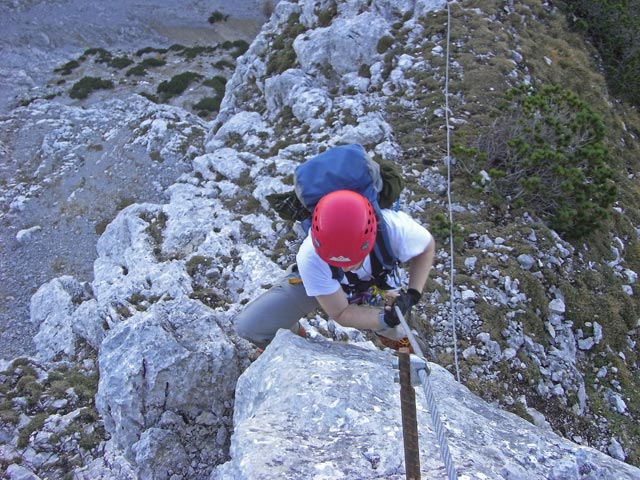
left=213, top=330, right=640, bottom=480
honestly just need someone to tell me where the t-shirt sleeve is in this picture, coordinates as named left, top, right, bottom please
left=296, top=236, right=343, bottom=297
left=381, top=210, right=433, bottom=262
left=295, top=210, right=433, bottom=297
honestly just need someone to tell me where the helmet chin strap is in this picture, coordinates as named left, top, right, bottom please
left=342, top=259, right=364, bottom=272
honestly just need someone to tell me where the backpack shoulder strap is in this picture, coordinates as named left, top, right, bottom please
left=371, top=210, right=397, bottom=270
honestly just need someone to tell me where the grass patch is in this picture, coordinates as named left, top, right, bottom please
left=266, top=12, right=306, bottom=75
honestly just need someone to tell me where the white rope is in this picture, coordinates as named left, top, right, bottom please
left=444, top=0, right=461, bottom=383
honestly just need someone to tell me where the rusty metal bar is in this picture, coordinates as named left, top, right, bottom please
left=398, top=347, right=421, bottom=480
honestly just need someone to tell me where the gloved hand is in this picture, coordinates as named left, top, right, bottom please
left=393, top=288, right=421, bottom=316
left=380, top=288, right=421, bottom=328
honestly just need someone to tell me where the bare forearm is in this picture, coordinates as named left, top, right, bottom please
left=316, top=289, right=382, bottom=331
left=408, top=239, right=435, bottom=293
left=333, top=304, right=381, bottom=330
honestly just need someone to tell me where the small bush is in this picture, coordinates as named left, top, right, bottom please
left=358, top=63, right=371, bottom=78
left=267, top=49, right=297, bottom=76
left=140, top=57, right=166, bottom=67
left=69, top=76, right=114, bottom=99
left=17, top=412, right=48, bottom=448
left=194, top=96, right=222, bottom=113
left=208, top=10, right=229, bottom=24
left=203, top=75, right=227, bottom=94
left=316, top=1, right=338, bottom=27
left=54, top=60, right=80, bottom=75
left=109, top=56, right=133, bottom=69
left=467, top=84, right=616, bottom=239
left=138, top=91, right=159, bottom=103
left=177, top=45, right=217, bottom=60
left=157, top=72, right=203, bottom=98
left=135, top=46, right=168, bottom=56
left=376, top=35, right=395, bottom=54
left=126, top=65, right=147, bottom=77
left=231, top=40, right=250, bottom=58
left=83, top=47, right=112, bottom=63
left=263, top=0, right=275, bottom=18
left=266, top=13, right=306, bottom=75
left=214, top=59, right=235, bottom=70
left=560, top=0, right=640, bottom=107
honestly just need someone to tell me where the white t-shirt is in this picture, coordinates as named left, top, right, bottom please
left=296, top=209, right=433, bottom=297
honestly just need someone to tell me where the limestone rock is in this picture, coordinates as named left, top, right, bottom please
left=95, top=298, right=240, bottom=468
left=213, top=330, right=640, bottom=480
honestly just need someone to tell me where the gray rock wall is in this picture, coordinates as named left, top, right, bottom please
left=214, top=330, right=640, bottom=480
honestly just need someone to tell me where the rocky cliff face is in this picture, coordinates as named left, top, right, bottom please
left=214, top=329, right=639, bottom=480
left=1, top=0, right=639, bottom=479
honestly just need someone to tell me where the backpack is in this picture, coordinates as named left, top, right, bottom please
left=266, top=144, right=404, bottom=292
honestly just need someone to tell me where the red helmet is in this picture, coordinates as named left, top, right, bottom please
left=310, top=190, right=377, bottom=267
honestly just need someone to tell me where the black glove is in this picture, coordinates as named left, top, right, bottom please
left=393, top=288, right=421, bottom=316
left=382, top=308, right=400, bottom=328
left=381, top=288, right=421, bottom=328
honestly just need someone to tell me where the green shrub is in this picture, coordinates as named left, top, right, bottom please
left=157, top=71, right=204, bottom=98
left=140, top=57, right=166, bottom=67
left=208, top=10, right=229, bottom=24
left=358, top=63, right=371, bottom=78
left=69, top=77, right=114, bottom=99
left=203, top=75, right=227, bottom=94
left=83, top=47, right=112, bottom=63
left=17, top=413, right=48, bottom=448
left=231, top=40, right=250, bottom=58
left=429, top=213, right=464, bottom=250
left=560, top=0, right=640, bottom=107
left=54, top=60, right=80, bottom=75
left=376, top=35, right=395, bottom=54
left=468, top=84, right=616, bottom=239
left=214, top=59, right=235, bottom=70
left=177, top=45, right=217, bottom=59
left=267, top=48, right=297, bottom=76
left=135, top=46, right=168, bottom=56
left=138, top=91, right=158, bottom=103
left=194, top=96, right=222, bottom=113
left=316, top=1, right=338, bottom=27
left=109, top=56, right=133, bottom=69
left=266, top=13, right=306, bottom=75
left=126, top=65, right=147, bottom=77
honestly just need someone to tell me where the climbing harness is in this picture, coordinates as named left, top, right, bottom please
left=395, top=306, right=458, bottom=480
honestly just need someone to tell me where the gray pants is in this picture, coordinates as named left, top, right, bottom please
left=234, top=267, right=319, bottom=349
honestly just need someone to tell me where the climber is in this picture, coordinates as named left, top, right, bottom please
left=235, top=189, right=435, bottom=351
